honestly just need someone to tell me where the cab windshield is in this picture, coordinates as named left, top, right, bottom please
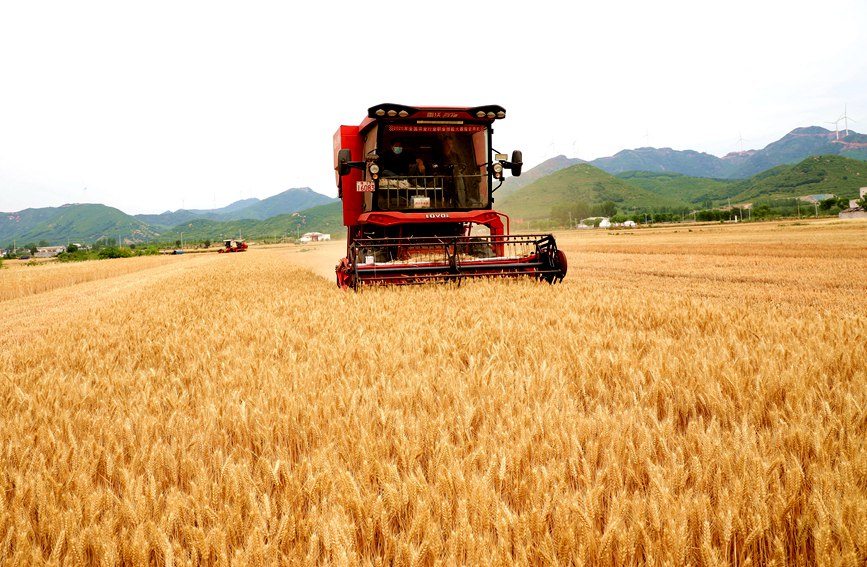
left=374, top=125, right=490, bottom=211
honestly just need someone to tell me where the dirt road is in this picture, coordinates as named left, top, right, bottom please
left=278, top=240, right=345, bottom=283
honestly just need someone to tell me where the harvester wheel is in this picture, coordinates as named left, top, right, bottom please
left=540, top=249, right=568, bottom=284
left=555, top=249, right=568, bottom=281
left=335, top=257, right=355, bottom=290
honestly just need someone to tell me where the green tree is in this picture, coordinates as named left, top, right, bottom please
left=652, top=212, right=675, bottom=223
left=753, top=204, right=773, bottom=219
left=98, top=247, right=132, bottom=259
left=551, top=202, right=592, bottom=226
left=591, top=201, right=617, bottom=217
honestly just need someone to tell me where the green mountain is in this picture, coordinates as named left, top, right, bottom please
left=495, top=155, right=585, bottom=199
left=615, top=171, right=738, bottom=205
left=494, top=154, right=867, bottom=223
left=726, top=155, right=867, bottom=203
left=583, top=126, right=867, bottom=180
left=497, top=163, right=688, bottom=221
left=592, top=147, right=729, bottom=178
left=135, top=187, right=336, bottom=227
left=134, top=198, right=261, bottom=227
left=1, top=188, right=341, bottom=246
left=0, top=204, right=159, bottom=245
left=727, top=127, right=867, bottom=178
left=160, top=202, right=345, bottom=242
left=226, top=187, right=336, bottom=220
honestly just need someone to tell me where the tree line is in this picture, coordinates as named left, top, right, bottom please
left=549, top=194, right=865, bottom=227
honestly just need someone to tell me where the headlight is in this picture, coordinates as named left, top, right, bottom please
left=491, top=162, right=504, bottom=178
left=369, top=163, right=380, bottom=175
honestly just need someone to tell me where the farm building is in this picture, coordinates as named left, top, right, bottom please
left=299, top=232, right=331, bottom=243
left=840, top=189, right=866, bottom=219
left=35, top=246, right=67, bottom=258
left=839, top=207, right=867, bottom=220
left=847, top=187, right=867, bottom=209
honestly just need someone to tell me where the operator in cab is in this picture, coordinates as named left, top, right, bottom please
left=379, top=141, right=426, bottom=177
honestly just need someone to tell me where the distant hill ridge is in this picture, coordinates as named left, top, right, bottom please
left=500, top=154, right=867, bottom=221
left=588, top=126, right=867, bottom=179
left=133, top=187, right=335, bottom=227
left=495, top=126, right=866, bottom=201
left=1, top=187, right=337, bottom=245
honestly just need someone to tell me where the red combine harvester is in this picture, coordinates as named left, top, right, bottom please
left=218, top=239, right=248, bottom=253
left=333, top=103, right=567, bottom=289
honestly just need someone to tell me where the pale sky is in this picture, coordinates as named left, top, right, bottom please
left=1, top=0, right=866, bottom=215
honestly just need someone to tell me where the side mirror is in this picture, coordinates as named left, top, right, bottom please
left=337, top=148, right=368, bottom=176
left=337, top=149, right=352, bottom=176
left=510, top=150, right=523, bottom=177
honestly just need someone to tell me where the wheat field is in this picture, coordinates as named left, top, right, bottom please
left=1, top=220, right=865, bottom=566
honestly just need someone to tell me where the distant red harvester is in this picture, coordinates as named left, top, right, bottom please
left=218, top=239, right=248, bottom=253
left=333, top=103, right=567, bottom=289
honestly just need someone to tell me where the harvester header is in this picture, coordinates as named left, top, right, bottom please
left=333, top=103, right=566, bottom=289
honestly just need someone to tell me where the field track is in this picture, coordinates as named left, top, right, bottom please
left=1, top=219, right=865, bottom=565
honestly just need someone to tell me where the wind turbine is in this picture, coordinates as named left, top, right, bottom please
left=736, top=132, right=748, bottom=153
left=839, top=104, right=856, bottom=137
left=827, top=118, right=841, bottom=140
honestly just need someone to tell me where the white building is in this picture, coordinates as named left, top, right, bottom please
left=35, top=246, right=67, bottom=258
left=848, top=187, right=867, bottom=209
left=839, top=208, right=867, bottom=219
left=299, top=232, right=331, bottom=243
left=840, top=187, right=867, bottom=219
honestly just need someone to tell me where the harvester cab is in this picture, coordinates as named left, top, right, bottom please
left=333, top=103, right=566, bottom=289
